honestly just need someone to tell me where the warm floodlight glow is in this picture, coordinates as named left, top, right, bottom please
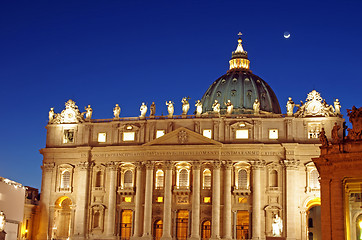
left=98, top=133, right=106, bottom=142
left=269, top=129, right=279, bottom=139
left=204, top=197, right=211, bottom=203
left=203, top=129, right=212, bottom=139
left=156, top=130, right=165, bottom=138
left=123, top=132, right=135, bottom=141
left=236, top=129, right=248, bottom=139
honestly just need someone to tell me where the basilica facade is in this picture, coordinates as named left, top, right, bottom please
left=37, top=37, right=344, bottom=240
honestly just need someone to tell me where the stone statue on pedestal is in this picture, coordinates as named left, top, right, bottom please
left=140, top=102, right=147, bottom=119
left=166, top=101, right=174, bottom=118
left=113, top=104, right=121, bottom=119
left=212, top=100, right=220, bottom=115
left=286, top=97, right=295, bottom=116
left=84, top=105, right=93, bottom=120
left=181, top=97, right=190, bottom=115
left=150, top=102, right=156, bottom=117
left=195, top=100, right=203, bottom=117
left=331, top=122, right=341, bottom=143
left=319, top=128, right=329, bottom=146
left=253, top=99, right=260, bottom=114
left=272, top=214, right=282, bottom=237
left=225, top=100, right=233, bottom=115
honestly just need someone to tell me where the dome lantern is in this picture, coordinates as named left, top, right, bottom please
left=229, top=32, right=250, bottom=71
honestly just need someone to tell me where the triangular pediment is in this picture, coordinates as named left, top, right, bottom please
left=143, top=127, right=222, bottom=146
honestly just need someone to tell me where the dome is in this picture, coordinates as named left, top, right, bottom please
left=201, top=34, right=281, bottom=115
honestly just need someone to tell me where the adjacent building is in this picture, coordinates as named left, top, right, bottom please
left=37, top=37, right=344, bottom=240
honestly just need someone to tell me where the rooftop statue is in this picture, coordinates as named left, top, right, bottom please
left=140, top=102, right=147, bottom=119
left=181, top=97, right=190, bottom=115
left=319, top=128, right=329, bottom=147
left=150, top=102, right=156, bottom=118
left=347, top=106, right=362, bottom=140
left=49, top=107, right=55, bottom=123
left=195, top=100, right=203, bottom=117
left=331, top=122, right=341, bottom=143
left=253, top=99, right=260, bottom=115
left=113, top=104, right=121, bottom=119
left=334, top=99, right=341, bottom=115
left=212, top=100, right=220, bottom=116
left=84, top=105, right=93, bottom=120
left=225, top=100, right=233, bottom=116
left=286, top=97, right=295, bottom=116
left=166, top=101, right=174, bottom=118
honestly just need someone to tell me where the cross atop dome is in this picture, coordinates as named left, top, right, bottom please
left=229, top=32, right=250, bottom=71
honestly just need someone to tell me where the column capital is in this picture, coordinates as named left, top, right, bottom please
left=249, top=160, right=266, bottom=169
left=222, top=160, right=233, bottom=169
left=41, top=162, right=55, bottom=172
left=106, top=161, right=118, bottom=171
left=280, top=159, right=300, bottom=169
left=213, top=160, right=222, bottom=169
left=164, top=160, right=174, bottom=170
left=144, top=160, right=154, bottom=170
left=77, top=161, right=93, bottom=170
left=192, top=161, right=202, bottom=170
left=135, top=161, right=143, bottom=170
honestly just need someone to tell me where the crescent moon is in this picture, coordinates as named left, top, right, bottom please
left=284, top=32, right=290, bottom=39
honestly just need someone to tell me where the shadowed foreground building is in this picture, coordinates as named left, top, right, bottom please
left=313, top=106, right=362, bottom=240
left=37, top=37, right=344, bottom=240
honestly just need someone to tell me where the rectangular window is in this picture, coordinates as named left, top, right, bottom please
left=269, top=129, right=278, bottom=139
left=157, top=197, right=163, bottom=203
left=203, top=129, right=212, bottom=139
left=238, top=197, right=247, bottom=204
left=203, top=197, right=211, bottom=203
left=123, top=197, right=132, bottom=203
left=98, top=132, right=106, bottom=143
left=123, top=132, right=135, bottom=141
left=156, top=130, right=165, bottom=138
left=308, top=123, right=321, bottom=139
left=236, top=129, right=248, bottom=139
left=63, top=129, right=75, bottom=143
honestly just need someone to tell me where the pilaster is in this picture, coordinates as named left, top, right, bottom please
left=142, top=161, right=154, bottom=240
left=105, top=161, right=118, bottom=239
left=161, top=161, right=173, bottom=240
left=190, top=162, right=201, bottom=240
left=250, top=160, right=265, bottom=240
left=210, top=160, right=221, bottom=240
left=223, top=161, right=232, bottom=240
left=132, top=162, right=144, bottom=239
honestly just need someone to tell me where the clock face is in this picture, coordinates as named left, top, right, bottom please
left=63, top=109, right=76, bottom=122
left=307, top=101, right=322, bottom=115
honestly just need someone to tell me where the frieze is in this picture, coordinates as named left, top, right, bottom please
left=42, top=162, right=55, bottom=172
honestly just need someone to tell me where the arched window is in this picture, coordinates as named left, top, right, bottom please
left=61, top=171, right=70, bottom=188
left=238, top=169, right=247, bottom=189
left=203, top=169, right=211, bottom=189
left=179, top=169, right=189, bottom=187
left=155, top=170, right=164, bottom=189
left=310, top=170, right=320, bottom=189
left=270, top=170, right=278, bottom=187
left=95, top=171, right=102, bottom=187
left=201, top=220, right=211, bottom=239
left=124, top=170, right=133, bottom=188
left=154, top=220, right=163, bottom=240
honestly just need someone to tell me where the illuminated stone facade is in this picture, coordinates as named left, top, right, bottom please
left=37, top=38, right=344, bottom=240
left=313, top=106, right=362, bottom=240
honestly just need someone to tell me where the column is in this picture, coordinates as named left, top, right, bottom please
left=161, top=161, right=173, bottom=240
left=211, top=160, right=221, bottom=240
left=330, top=178, right=344, bottom=240
left=73, top=162, right=91, bottom=239
left=284, top=159, right=300, bottom=240
left=104, top=162, right=118, bottom=238
left=320, top=178, right=331, bottom=240
left=36, top=162, right=55, bottom=240
left=251, top=160, right=263, bottom=240
left=190, top=162, right=201, bottom=240
left=132, top=163, right=144, bottom=238
left=223, top=161, right=232, bottom=240
left=142, top=161, right=154, bottom=239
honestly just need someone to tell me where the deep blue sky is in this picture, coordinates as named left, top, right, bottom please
left=1, top=0, right=361, bottom=190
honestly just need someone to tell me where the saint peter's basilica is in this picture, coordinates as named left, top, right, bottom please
left=37, top=36, right=344, bottom=240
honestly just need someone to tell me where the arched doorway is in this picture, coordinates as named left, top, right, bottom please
left=201, top=220, right=211, bottom=239
left=120, top=210, right=133, bottom=240
left=356, top=214, right=362, bottom=240
left=153, top=219, right=163, bottom=240
left=53, top=197, right=72, bottom=239
left=306, top=198, right=321, bottom=240
left=176, top=210, right=189, bottom=240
